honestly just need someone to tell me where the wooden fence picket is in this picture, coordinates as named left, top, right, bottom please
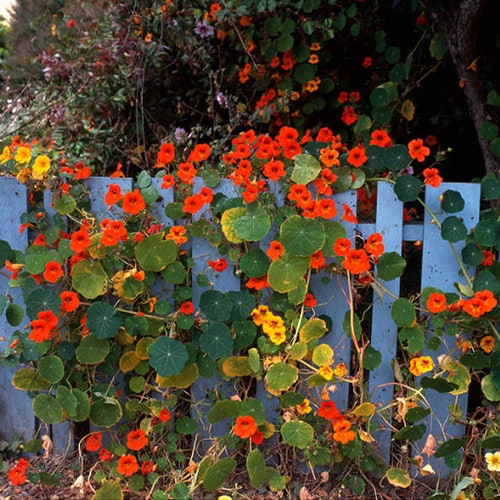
left=0, top=178, right=488, bottom=473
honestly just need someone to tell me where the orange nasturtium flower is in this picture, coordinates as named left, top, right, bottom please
left=60, top=291, right=80, bottom=313
left=156, top=142, right=175, bottom=166
left=364, top=233, right=384, bottom=257
left=341, top=106, right=358, bottom=126
left=14, top=145, right=32, bottom=164
left=267, top=240, right=284, bottom=261
left=43, top=261, right=64, bottom=283
left=409, top=356, right=434, bottom=376
left=342, top=249, right=371, bottom=275
left=317, top=401, right=341, bottom=421
left=347, top=145, right=368, bottom=167
left=423, top=168, right=442, bottom=187
left=117, top=454, right=139, bottom=476
left=179, top=301, right=194, bottom=315
left=161, top=173, right=175, bottom=190
left=332, top=419, right=356, bottom=445
left=166, top=225, right=188, bottom=245
left=126, top=429, right=148, bottom=451
left=333, top=237, right=352, bottom=257
left=104, top=184, right=123, bottom=206
left=369, top=129, right=393, bottom=148
left=85, top=432, right=103, bottom=452
left=122, top=189, right=146, bottom=215
left=32, top=155, right=51, bottom=179
left=188, top=143, right=211, bottom=162
left=70, top=227, right=92, bottom=253
left=426, top=292, right=447, bottom=313
left=341, top=204, right=358, bottom=224
left=233, top=415, right=258, bottom=439
left=158, top=408, right=171, bottom=422
left=408, top=138, right=430, bottom=162
left=208, top=258, right=228, bottom=272
left=480, top=335, right=495, bottom=354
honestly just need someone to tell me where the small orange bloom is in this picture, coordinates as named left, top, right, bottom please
left=127, top=429, right=148, bottom=451
left=85, top=432, right=103, bottom=452
left=408, top=138, right=430, bottom=162
left=60, top=291, right=80, bottom=313
left=369, top=129, right=393, bottom=148
left=70, top=228, right=92, bottom=253
left=364, top=233, right=384, bottom=257
left=318, top=400, right=341, bottom=421
left=233, top=415, right=258, bottom=439
left=161, top=173, right=175, bottom=190
left=423, top=168, right=442, bottom=188
left=122, top=189, right=146, bottom=215
left=341, top=106, right=358, bottom=126
left=342, top=249, right=371, bottom=274
left=480, top=335, right=495, bottom=354
left=208, top=258, right=227, bottom=272
left=262, top=159, right=286, bottom=181
left=158, top=408, right=171, bottom=422
left=156, top=142, right=175, bottom=166
left=462, top=297, right=485, bottom=318
left=426, top=292, right=447, bottom=313
left=183, top=194, right=204, bottom=215
left=117, top=454, right=139, bottom=476
left=333, top=237, right=352, bottom=257
left=245, top=275, right=269, bottom=290
left=104, top=184, right=123, bottom=206
left=267, top=241, right=284, bottom=261
left=179, top=301, right=194, bottom=315
left=332, top=419, right=356, bottom=444
left=341, top=204, right=358, bottom=224
left=188, top=143, right=211, bottom=162
left=177, top=162, right=197, bottom=185
left=43, top=261, right=63, bottom=283
left=347, top=145, right=368, bottom=167
left=166, top=225, right=188, bottom=245
left=303, top=293, right=317, bottom=307
left=409, top=356, right=434, bottom=376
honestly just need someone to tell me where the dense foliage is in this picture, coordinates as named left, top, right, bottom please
left=0, top=0, right=499, bottom=498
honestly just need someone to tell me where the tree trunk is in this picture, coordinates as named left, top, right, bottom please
left=430, top=0, right=499, bottom=176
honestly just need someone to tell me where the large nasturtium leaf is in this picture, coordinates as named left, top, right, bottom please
left=72, top=388, right=91, bottom=422
left=441, top=216, right=468, bottom=243
left=234, top=206, right=271, bottom=241
left=482, top=374, right=500, bottom=401
left=207, top=400, right=240, bottom=424
left=86, top=302, right=123, bottom=339
left=53, top=194, right=77, bottom=215
left=280, top=421, right=314, bottom=449
left=266, top=362, right=298, bottom=392
left=72, top=260, right=108, bottom=299
left=221, top=207, right=247, bottom=243
left=12, top=367, right=51, bottom=391
left=199, top=322, right=233, bottom=359
left=239, top=248, right=270, bottom=278
left=203, top=457, right=236, bottom=492
left=385, top=468, right=411, bottom=488
left=377, top=251, right=406, bottom=281
left=322, top=221, right=346, bottom=257
left=37, top=355, right=64, bottom=384
left=6, top=303, right=24, bottom=326
left=25, top=287, right=62, bottom=319
left=290, top=154, right=321, bottom=185
left=300, top=318, right=328, bottom=342
left=394, top=174, right=421, bottom=202
left=441, top=190, right=465, bottom=213
left=222, top=356, right=253, bottom=377
left=135, top=234, right=177, bottom=272
left=56, top=386, right=78, bottom=417
left=148, top=336, right=188, bottom=377
left=391, top=298, right=416, bottom=328
left=199, top=290, right=233, bottom=321
left=268, top=253, right=310, bottom=293
left=92, top=480, right=123, bottom=500
left=227, top=290, right=256, bottom=320
left=382, top=145, right=411, bottom=171
left=156, top=363, right=199, bottom=389
left=442, top=358, right=471, bottom=395
left=312, top=344, right=334, bottom=366
left=75, top=334, right=110, bottom=365
left=280, top=216, right=325, bottom=256
left=33, top=394, right=64, bottom=424
left=89, top=397, right=123, bottom=427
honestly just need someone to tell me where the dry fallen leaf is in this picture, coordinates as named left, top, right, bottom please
left=41, top=435, right=53, bottom=458
left=422, top=434, right=436, bottom=457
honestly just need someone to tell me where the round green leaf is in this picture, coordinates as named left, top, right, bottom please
left=86, top=302, right=123, bottom=339
left=161, top=261, right=186, bottom=284
left=391, top=298, right=416, bottom=327
left=176, top=416, right=198, bottom=435
left=441, top=216, right=468, bottom=243
left=481, top=374, right=500, bottom=401
left=234, top=206, right=271, bottom=242
left=72, top=260, right=107, bottom=299
left=474, top=220, right=499, bottom=247
left=37, top=355, right=64, bottom=384
left=268, top=254, right=310, bottom=293
left=6, top=303, right=24, bottom=326
left=239, top=249, right=270, bottom=278
left=26, top=287, right=62, bottom=319
left=56, top=386, right=78, bottom=417
left=221, top=207, right=246, bottom=243
left=299, top=318, right=328, bottom=342
left=203, top=457, right=236, bottom=492
left=199, top=322, right=233, bottom=359
left=72, top=388, right=91, bottom=422
left=385, top=467, right=411, bottom=489
left=364, top=345, right=382, bottom=370
left=89, top=397, right=123, bottom=427
left=290, top=154, right=321, bottom=185
left=227, top=291, right=256, bottom=321
left=394, top=174, right=421, bottom=202
left=293, top=63, right=316, bottom=84
left=377, top=252, right=406, bottom=281
left=33, top=394, right=64, bottom=424
left=149, top=336, right=188, bottom=377
left=474, top=270, right=500, bottom=294
left=461, top=242, right=484, bottom=266
left=370, top=87, right=388, bottom=107
left=53, top=194, right=77, bottom=215
left=280, top=216, right=325, bottom=256
left=12, top=367, right=51, bottom=391
left=384, top=45, right=401, bottom=64
left=441, top=190, right=465, bottom=213
left=382, top=145, right=411, bottom=171
left=92, top=480, right=123, bottom=500
left=75, top=334, right=110, bottom=364
left=233, top=321, right=258, bottom=351
left=266, top=362, right=299, bottom=392
left=280, top=421, right=314, bottom=449
left=276, top=33, right=294, bottom=52
left=199, top=290, right=233, bottom=321
left=135, top=234, right=177, bottom=272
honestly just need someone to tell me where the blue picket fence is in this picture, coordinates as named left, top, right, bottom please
left=0, top=177, right=482, bottom=470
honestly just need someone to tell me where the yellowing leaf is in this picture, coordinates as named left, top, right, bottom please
left=385, top=467, right=411, bottom=488
left=401, top=99, right=415, bottom=121
left=352, top=402, right=376, bottom=418
left=221, top=356, right=253, bottom=377
left=119, top=351, right=141, bottom=372
left=221, top=207, right=246, bottom=243
left=358, top=429, right=375, bottom=443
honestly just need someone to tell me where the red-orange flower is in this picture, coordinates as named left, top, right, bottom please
left=179, top=301, right=194, bottom=315
left=85, top=432, right=103, bottom=452
left=127, top=429, right=148, bottom=451
left=267, top=241, right=284, bottom=261
left=156, top=142, right=175, bottom=166
left=341, top=204, right=358, bottom=224
left=177, top=162, right=197, bottom=185
left=70, top=228, right=92, bottom=253
left=161, top=173, right=175, bottom=190
left=314, top=199, right=337, bottom=219
left=43, top=261, right=63, bottom=283
left=347, top=145, right=368, bottom=167
left=461, top=297, right=485, bottom=318
left=158, top=408, right=171, bottom=422
left=263, top=159, right=286, bottom=181
left=318, top=401, right=341, bottom=421
left=166, top=225, right=188, bottom=245
left=333, top=237, right=352, bottom=256
left=188, top=143, right=211, bottom=162
left=233, top=415, right=258, bottom=439
left=117, top=454, right=139, bottom=476
left=341, top=106, right=358, bottom=126
left=99, top=448, right=113, bottom=461
left=303, top=293, right=317, bottom=307
left=122, top=189, right=146, bottom=215
left=342, top=249, right=371, bottom=274
left=364, top=233, right=384, bottom=257
left=7, top=462, right=28, bottom=486
left=104, top=184, right=122, bottom=206
left=370, top=129, right=393, bottom=147
left=183, top=194, right=204, bottom=214
left=250, top=431, right=264, bottom=445
left=408, top=138, right=430, bottom=162
left=333, top=419, right=356, bottom=444
left=60, top=291, right=80, bottom=313
left=208, top=258, right=228, bottom=272
left=426, top=292, right=447, bottom=313
left=423, top=168, right=442, bottom=187
left=245, top=275, right=269, bottom=290
left=310, top=250, right=325, bottom=269
left=141, top=461, right=155, bottom=475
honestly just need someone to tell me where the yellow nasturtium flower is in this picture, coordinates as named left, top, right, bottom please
left=485, top=451, right=500, bottom=472
left=0, top=146, right=12, bottom=164
left=32, top=155, right=51, bottom=180
left=14, top=146, right=32, bottom=164
left=409, top=356, right=434, bottom=377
